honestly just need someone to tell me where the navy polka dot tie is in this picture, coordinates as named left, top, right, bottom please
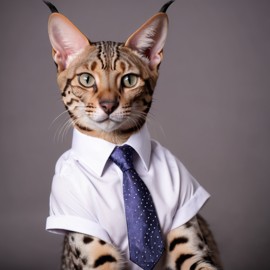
left=110, top=145, right=164, bottom=270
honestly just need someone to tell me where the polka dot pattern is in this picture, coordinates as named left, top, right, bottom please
left=110, top=145, right=164, bottom=270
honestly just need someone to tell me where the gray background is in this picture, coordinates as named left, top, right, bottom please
left=1, top=0, right=269, bottom=269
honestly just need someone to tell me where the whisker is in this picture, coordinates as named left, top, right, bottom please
left=51, top=105, right=87, bottom=143
left=53, top=116, right=70, bottom=143
left=126, top=112, right=143, bottom=131
left=62, top=119, right=74, bottom=142
left=130, top=109, right=166, bottom=139
left=55, top=118, right=73, bottom=143
left=145, top=109, right=167, bottom=140
left=49, top=109, right=69, bottom=130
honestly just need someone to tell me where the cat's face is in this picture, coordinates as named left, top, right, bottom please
left=57, top=43, right=157, bottom=136
left=46, top=3, right=169, bottom=142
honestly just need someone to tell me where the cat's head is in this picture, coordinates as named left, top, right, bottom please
left=45, top=1, right=174, bottom=143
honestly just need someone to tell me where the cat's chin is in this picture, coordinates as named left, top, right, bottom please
left=90, top=119, right=124, bottom=133
left=76, top=120, right=133, bottom=144
left=77, top=117, right=138, bottom=142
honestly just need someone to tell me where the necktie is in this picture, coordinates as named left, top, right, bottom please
left=110, top=145, right=164, bottom=270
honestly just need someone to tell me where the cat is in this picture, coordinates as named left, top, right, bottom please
left=44, top=1, right=222, bottom=269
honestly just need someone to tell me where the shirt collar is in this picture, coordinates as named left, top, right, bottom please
left=71, top=125, right=151, bottom=177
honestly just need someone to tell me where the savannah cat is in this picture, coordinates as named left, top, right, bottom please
left=44, top=1, right=222, bottom=269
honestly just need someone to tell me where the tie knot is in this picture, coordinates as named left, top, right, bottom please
left=110, top=145, right=135, bottom=172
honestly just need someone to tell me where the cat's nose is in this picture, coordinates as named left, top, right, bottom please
left=99, top=99, right=119, bottom=115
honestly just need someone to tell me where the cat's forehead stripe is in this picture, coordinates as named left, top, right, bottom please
left=94, top=41, right=122, bottom=71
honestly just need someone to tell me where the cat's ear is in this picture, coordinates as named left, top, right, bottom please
left=47, top=13, right=90, bottom=71
left=125, top=13, right=169, bottom=70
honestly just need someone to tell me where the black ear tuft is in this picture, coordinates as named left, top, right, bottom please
left=43, top=1, right=59, bottom=13
left=159, top=0, right=175, bottom=13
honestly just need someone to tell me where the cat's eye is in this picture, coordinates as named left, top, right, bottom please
left=78, top=73, right=95, bottom=88
left=122, top=74, right=138, bottom=88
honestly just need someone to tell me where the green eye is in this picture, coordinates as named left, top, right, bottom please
left=122, top=74, right=138, bottom=88
left=78, top=73, right=95, bottom=88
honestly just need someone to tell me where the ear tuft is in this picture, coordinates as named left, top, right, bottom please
left=125, top=13, right=168, bottom=70
left=159, top=0, right=175, bottom=13
left=43, top=1, right=59, bottom=13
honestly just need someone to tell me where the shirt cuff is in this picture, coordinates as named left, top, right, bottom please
left=46, top=215, right=111, bottom=244
left=171, top=186, right=210, bottom=230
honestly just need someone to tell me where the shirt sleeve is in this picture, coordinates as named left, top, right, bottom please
left=46, top=157, right=111, bottom=244
left=170, top=159, right=210, bottom=230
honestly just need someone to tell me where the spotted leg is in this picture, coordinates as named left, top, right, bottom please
left=165, top=215, right=222, bottom=270
left=61, top=233, right=124, bottom=270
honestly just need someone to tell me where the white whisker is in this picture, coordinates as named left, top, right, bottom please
left=49, top=110, right=69, bottom=130
left=62, top=119, right=74, bottom=142
left=53, top=118, right=73, bottom=143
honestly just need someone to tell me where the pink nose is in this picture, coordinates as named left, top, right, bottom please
left=99, top=99, right=119, bottom=115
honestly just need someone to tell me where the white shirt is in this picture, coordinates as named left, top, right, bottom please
left=46, top=125, right=210, bottom=269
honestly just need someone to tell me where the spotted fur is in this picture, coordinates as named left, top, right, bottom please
left=166, top=216, right=222, bottom=270
left=45, top=1, right=222, bottom=269
left=61, top=233, right=123, bottom=270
